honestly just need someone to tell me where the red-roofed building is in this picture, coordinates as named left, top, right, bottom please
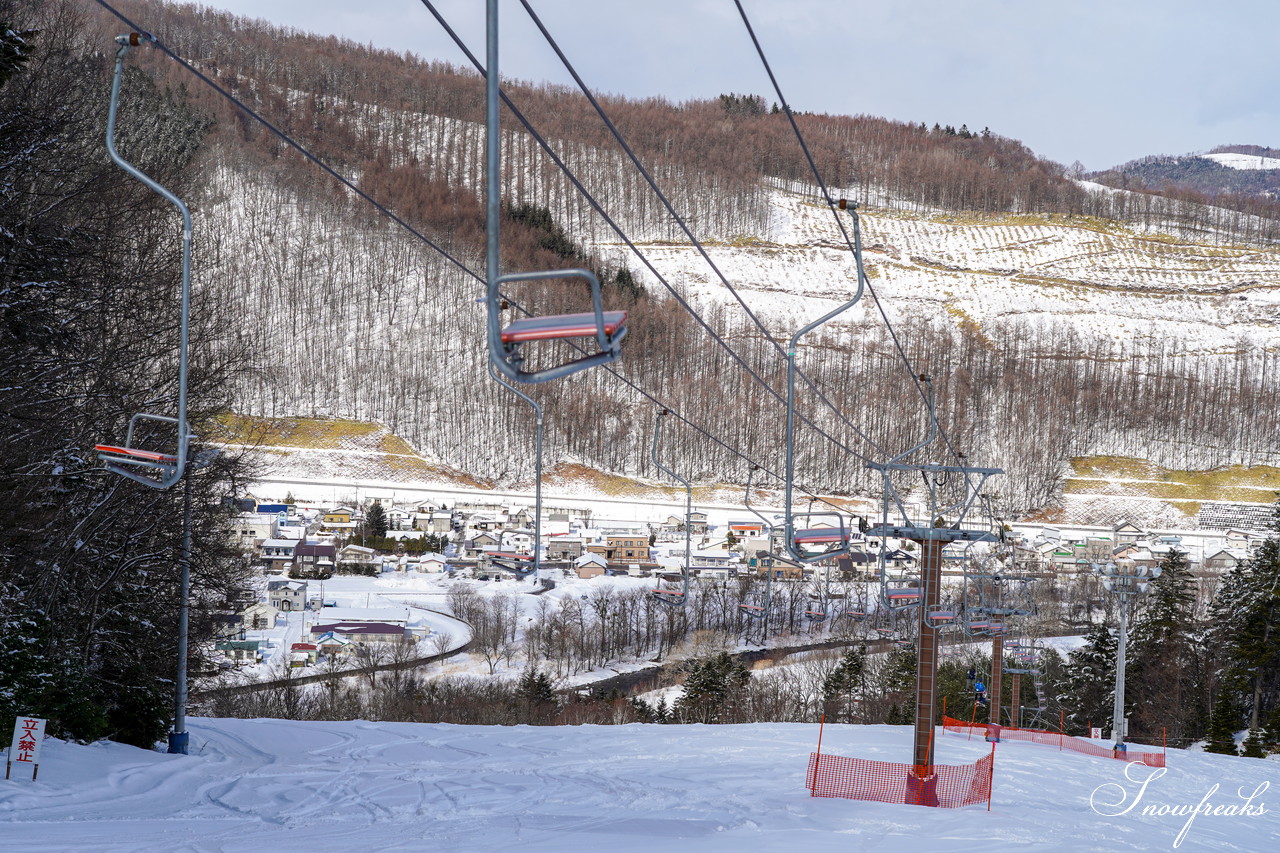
left=290, top=642, right=318, bottom=664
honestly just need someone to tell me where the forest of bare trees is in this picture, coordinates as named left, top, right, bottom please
left=67, top=0, right=1280, bottom=518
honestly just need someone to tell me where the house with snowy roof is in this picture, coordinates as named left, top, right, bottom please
left=310, top=622, right=406, bottom=645
left=267, top=579, right=307, bottom=612
left=574, top=553, right=608, bottom=579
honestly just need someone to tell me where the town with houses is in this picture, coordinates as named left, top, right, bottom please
left=212, top=493, right=1275, bottom=677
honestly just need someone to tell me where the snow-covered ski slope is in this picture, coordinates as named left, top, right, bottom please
left=1, top=718, right=1272, bottom=852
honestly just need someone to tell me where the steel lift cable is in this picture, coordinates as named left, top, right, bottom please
left=733, top=0, right=973, bottom=474
left=517, top=0, right=889, bottom=463
left=89, top=0, right=851, bottom=517
left=420, top=0, right=881, bottom=467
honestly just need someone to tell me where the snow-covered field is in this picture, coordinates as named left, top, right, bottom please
left=1, top=717, right=1273, bottom=852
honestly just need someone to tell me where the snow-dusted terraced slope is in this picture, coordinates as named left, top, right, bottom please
left=598, top=191, right=1280, bottom=355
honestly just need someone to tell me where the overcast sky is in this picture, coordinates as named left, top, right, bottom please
left=197, top=0, right=1278, bottom=171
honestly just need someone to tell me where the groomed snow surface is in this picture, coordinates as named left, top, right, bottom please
left=2, top=718, right=1274, bottom=852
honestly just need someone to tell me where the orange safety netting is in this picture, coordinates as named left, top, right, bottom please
left=942, top=716, right=1166, bottom=768
left=806, top=750, right=994, bottom=808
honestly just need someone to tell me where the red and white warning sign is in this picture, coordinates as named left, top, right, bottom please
left=7, top=716, right=46, bottom=780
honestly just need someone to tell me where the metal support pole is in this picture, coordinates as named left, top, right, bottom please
left=913, top=537, right=943, bottom=768
left=1113, top=594, right=1129, bottom=753
left=906, top=536, right=943, bottom=807
left=988, top=632, right=1004, bottom=732
left=167, top=457, right=193, bottom=755
left=485, top=0, right=501, bottom=328
left=488, top=363, right=543, bottom=582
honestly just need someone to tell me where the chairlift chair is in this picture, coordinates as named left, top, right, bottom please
left=804, top=599, right=829, bottom=622
left=926, top=604, right=958, bottom=624
left=95, top=33, right=193, bottom=490
left=789, top=514, right=853, bottom=563
left=738, top=465, right=775, bottom=630
left=488, top=270, right=628, bottom=384
left=488, top=550, right=535, bottom=577
left=782, top=199, right=867, bottom=565
left=883, top=578, right=923, bottom=610
left=483, top=7, right=625, bottom=384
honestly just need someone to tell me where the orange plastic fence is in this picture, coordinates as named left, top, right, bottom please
left=942, top=716, right=1166, bottom=768
left=806, top=751, right=994, bottom=808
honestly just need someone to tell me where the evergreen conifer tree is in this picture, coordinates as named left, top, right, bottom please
left=1054, top=621, right=1117, bottom=735
left=1205, top=691, right=1241, bottom=755
left=365, top=502, right=389, bottom=538
left=1240, top=727, right=1268, bottom=758
left=674, top=652, right=749, bottom=724
left=821, top=645, right=867, bottom=722
left=1129, top=548, right=1204, bottom=741
left=1210, top=508, right=1280, bottom=733
left=517, top=668, right=557, bottom=724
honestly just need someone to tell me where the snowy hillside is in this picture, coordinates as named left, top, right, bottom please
left=1, top=717, right=1272, bottom=852
left=1203, top=152, right=1280, bottom=171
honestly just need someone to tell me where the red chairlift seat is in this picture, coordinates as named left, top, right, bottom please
left=786, top=512, right=852, bottom=564
left=488, top=551, right=532, bottom=561
left=95, top=444, right=179, bottom=465
left=927, top=608, right=957, bottom=621
left=500, top=311, right=628, bottom=344
left=96, top=411, right=191, bottom=489
left=793, top=527, right=848, bottom=545
left=489, top=551, right=536, bottom=576
left=651, top=587, right=686, bottom=603
left=739, top=603, right=766, bottom=615
left=886, top=588, right=922, bottom=601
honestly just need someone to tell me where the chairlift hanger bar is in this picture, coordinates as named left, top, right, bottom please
left=733, top=0, right=971, bottom=474
left=96, top=35, right=192, bottom=489
left=782, top=200, right=868, bottom=565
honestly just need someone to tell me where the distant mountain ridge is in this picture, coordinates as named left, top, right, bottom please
left=1091, top=144, right=1280, bottom=200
